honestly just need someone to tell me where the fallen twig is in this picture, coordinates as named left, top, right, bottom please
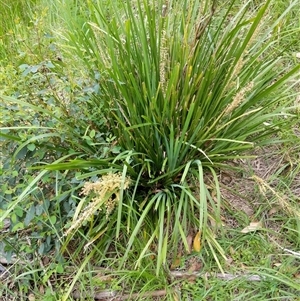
left=170, top=270, right=263, bottom=281
left=71, top=289, right=167, bottom=300
left=282, top=248, right=300, bottom=259
left=269, top=236, right=300, bottom=259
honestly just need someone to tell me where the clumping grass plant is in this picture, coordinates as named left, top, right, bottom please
left=1, top=0, right=299, bottom=277
left=51, top=0, right=299, bottom=272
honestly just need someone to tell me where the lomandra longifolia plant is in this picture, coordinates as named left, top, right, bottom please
left=12, top=0, right=298, bottom=272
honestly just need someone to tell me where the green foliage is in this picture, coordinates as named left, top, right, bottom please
left=2, top=0, right=299, bottom=273
left=0, top=0, right=299, bottom=299
left=181, top=271, right=300, bottom=300
left=44, top=0, right=298, bottom=272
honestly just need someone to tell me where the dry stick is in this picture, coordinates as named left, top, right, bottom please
left=267, top=234, right=300, bottom=259
left=282, top=248, right=300, bottom=258
left=170, top=271, right=263, bottom=281
left=89, top=267, right=264, bottom=281
left=71, top=290, right=116, bottom=300
left=72, top=289, right=167, bottom=301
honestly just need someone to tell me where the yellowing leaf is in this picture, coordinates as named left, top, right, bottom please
left=170, top=256, right=181, bottom=269
left=193, top=231, right=202, bottom=252
left=241, top=221, right=263, bottom=233
left=172, top=292, right=180, bottom=301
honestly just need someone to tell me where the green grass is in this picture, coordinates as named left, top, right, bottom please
left=0, top=0, right=300, bottom=300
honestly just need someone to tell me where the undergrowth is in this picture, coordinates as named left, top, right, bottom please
left=0, top=0, right=299, bottom=300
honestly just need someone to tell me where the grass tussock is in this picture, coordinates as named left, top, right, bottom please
left=0, top=0, right=299, bottom=300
